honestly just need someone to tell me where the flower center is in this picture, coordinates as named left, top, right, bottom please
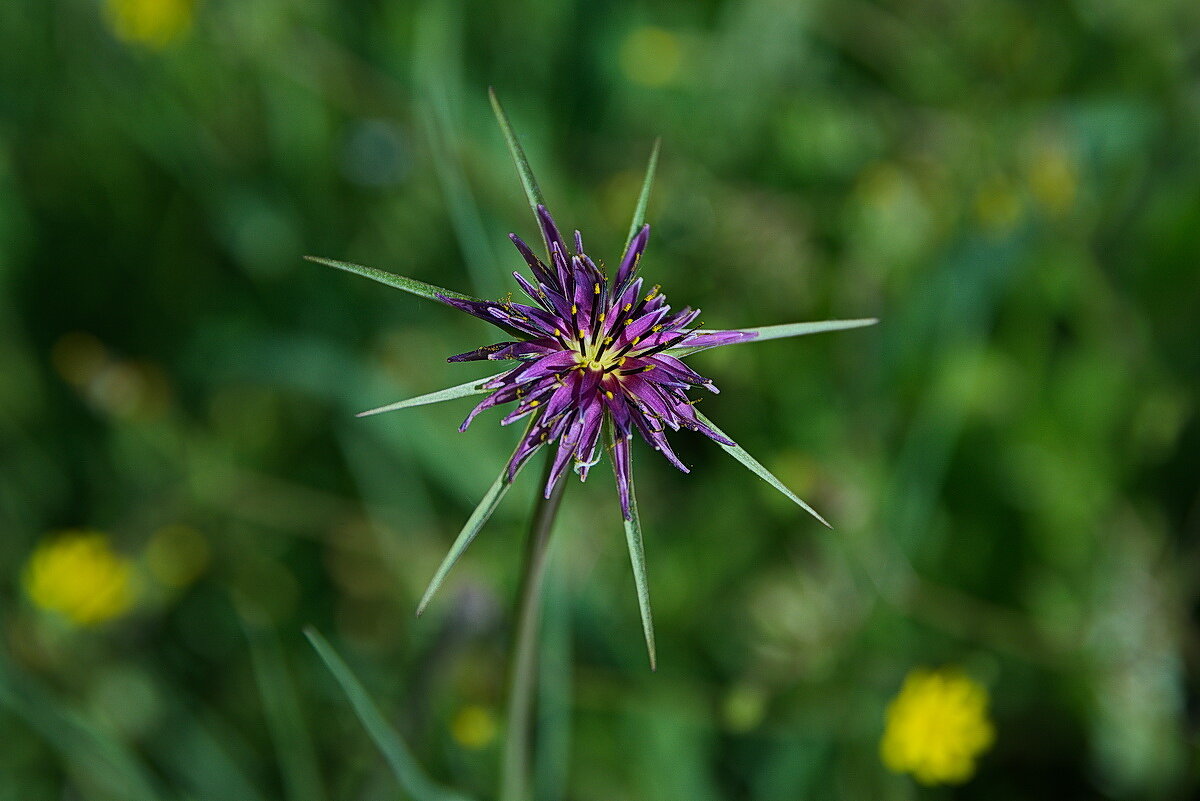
left=573, top=344, right=623, bottom=373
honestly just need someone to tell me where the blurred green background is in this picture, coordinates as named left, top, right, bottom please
left=2, top=0, right=1199, bottom=798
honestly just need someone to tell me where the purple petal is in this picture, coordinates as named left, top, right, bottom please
left=659, top=306, right=700, bottom=332
left=508, top=420, right=552, bottom=481
left=615, top=224, right=649, bottom=288
left=612, top=434, right=633, bottom=520
left=613, top=307, right=671, bottom=350
left=538, top=206, right=570, bottom=268
left=511, top=350, right=578, bottom=385
left=572, top=401, right=606, bottom=480
left=487, top=303, right=564, bottom=337
left=629, top=411, right=690, bottom=473
left=643, top=354, right=717, bottom=391
left=620, top=373, right=677, bottom=423
left=460, top=390, right=509, bottom=431
left=671, top=329, right=759, bottom=352
left=447, top=338, right=559, bottom=362
left=438, top=295, right=553, bottom=338
left=509, top=233, right=557, bottom=288
left=603, top=387, right=635, bottom=436
left=512, top=271, right=549, bottom=307
left=540, top=371, right=582, bottom=419
left=546, top=410, right=582, bottom=492
left=550, top=243, right=573, bottom=296
left=571, top=257, right=597, bottom=331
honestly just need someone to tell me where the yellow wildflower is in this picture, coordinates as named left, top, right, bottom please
left=23, top=532, right=136, bottom=626
left=880, top=667, right=994, bottom=785
left=450, top=705, right=498, bottom=750
left=104, top=0, right=195, bottom=49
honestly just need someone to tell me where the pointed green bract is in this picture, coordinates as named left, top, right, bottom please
left=738, top=318, right=878, bottom=341
left=304, top=628, right=473, bottom=801
left=694, top=410, right=832, bottom=528
left=607, top=425, right=657, bottom=671
left=669, top=318, right=879, bottom=357
left=415, top=417, right=541, bottom=616
left=416, top=469, right=512, bottom=617
left=626, top=138, right=661, bottom=245
left=304, top=255, right=476, bottom=303
left=357, top=373, right=505, bottom=418
left=488, top=88, right=550, bottom=256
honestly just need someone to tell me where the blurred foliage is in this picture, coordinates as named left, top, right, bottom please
left=1, top=0, right=1199, bottom=799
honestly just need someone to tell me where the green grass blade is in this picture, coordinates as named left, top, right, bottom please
left=669, top=318, right=878, bottom=356
left=0, top=645, right=165, bottom=801
left=694, top=410, right=831, bottom=528
left=607, top=425, right=657, bottom=670
left=357, top=373, right=504, bottom=418
left=488, top=88, right=549, bottom=254
left=415, top=417, right=541, bottom=616
left=304, top=255, right=476, bottom=303
left=304, top=628, right=473, bottom=801
left=149, top=700, right=271, bottom=801
left=626, top=138, right=661, bottom=244
left=242, top=617, right=325, bottom=801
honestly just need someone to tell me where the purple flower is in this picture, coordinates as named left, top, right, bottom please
left=309, top=102, right=876, bottom=665
left=442, top=204, right=754, bottom=521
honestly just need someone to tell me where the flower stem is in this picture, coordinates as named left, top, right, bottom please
left=499, top=454, right=567, bottom=801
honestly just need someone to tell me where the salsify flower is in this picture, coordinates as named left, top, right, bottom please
left=309, top=91, right=876, bottom=666
left=442, top=204, right=756, bottom=517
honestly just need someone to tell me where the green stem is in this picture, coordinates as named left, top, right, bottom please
left=499, top=455, right=567, bottom=801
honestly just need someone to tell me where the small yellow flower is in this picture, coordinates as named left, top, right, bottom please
left=23, top=532, right=136, bottom=626
left=880, top=667, right=994, bottom=785
left=104, top=0, right=195, bottom=49
left=450, top=705, right=498, bottom=750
